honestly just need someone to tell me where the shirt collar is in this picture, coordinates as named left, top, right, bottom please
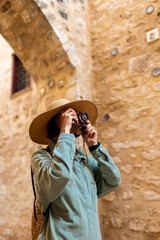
left=48, top=140, right=56, bottom=152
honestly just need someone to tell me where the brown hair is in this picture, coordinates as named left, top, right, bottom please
left=46, top=114, right=60, bottom=140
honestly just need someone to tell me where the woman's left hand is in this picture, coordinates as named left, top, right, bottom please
left=82, top=121, right=98, bottom=147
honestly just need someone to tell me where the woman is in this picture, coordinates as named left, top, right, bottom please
left=29, top=99, right=121, bottom=240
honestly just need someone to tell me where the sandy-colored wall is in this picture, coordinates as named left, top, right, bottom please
left=0, top=35, right=38, bottom=239
left=0, top=0, right=93, bottom=238
left=89, top=1, right=160, bottom=240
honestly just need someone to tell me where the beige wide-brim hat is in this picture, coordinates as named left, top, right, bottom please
left=29, top=99, right=98, bottom=145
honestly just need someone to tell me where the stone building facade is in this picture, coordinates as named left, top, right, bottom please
left=0, top=0, right=160, bottom=239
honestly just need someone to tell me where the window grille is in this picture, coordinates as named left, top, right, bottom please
left=12, top=54, right=30, bottom=95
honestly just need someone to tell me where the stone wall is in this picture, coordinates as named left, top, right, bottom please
left=0, top=0, right=93, bottom=239
left=0, top=0, right=93, bottom=111
left=0, top=35, right=38, bottom=239
left=89, top=0, right=160, bottom=239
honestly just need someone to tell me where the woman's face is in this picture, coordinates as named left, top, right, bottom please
left=56, top=109, right=81, bottom=137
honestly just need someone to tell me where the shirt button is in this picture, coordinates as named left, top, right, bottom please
left=100, top=147, right=103, bottom=151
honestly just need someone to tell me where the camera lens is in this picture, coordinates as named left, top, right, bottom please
left=78, top=112, right=89, bottom=124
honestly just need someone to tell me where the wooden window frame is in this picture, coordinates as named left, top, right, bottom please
left=11, top=53, right=31, bottom=98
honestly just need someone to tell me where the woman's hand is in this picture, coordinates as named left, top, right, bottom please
left=82, top=121, right=97, bottom=147
left=58, top=108, right=78, bottom=134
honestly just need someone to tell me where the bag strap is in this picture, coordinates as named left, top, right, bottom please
left=82, top=136, right=88, bottom=164
left=31, top=167, right=38, bottom=221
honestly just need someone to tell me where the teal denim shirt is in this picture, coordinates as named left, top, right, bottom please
left=31, top=133, right=121, bottom=240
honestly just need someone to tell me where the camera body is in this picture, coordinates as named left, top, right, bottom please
left=71, top=112, right=89, bottom=135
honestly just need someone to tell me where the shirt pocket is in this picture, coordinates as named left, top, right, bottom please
left=55, top=214, right=82, bottom=239
left=51, top=178, right=79, bottom=218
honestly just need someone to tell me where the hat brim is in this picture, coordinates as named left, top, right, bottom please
left=29, top=100, right=98, bottom=145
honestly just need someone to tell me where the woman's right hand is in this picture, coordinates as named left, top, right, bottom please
left=58, top=108, right=78, bottom=134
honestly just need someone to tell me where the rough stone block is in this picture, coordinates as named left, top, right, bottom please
left=146, top=176, right=160, bottom=187
left=124, top=124, right=137, bottom=131
left=50, top=48, right=66, bottom=62
left=153, top=82, right=160, bottom=91
left=128, top=107, right=150, bottom=120
left=63, top=41, right=75, bottom=55
left=133, top=164, right=142, bottom=169
left=54, top=25, right=68, bottom=43
left=110, top=217, right=123, bottom=228
left=101, top=128, right=116, bottom=139
left=102, top=192, right=116, bottom=202
left=27, top=4, right=39, bottom=19
left=144, top=191, right=160, bottom=201
left=124, top=79, right=137, bottom=88
left=72, top=0, right=84, bottom=4
left=56, top=60, right=70, bottom=71
left=120, top=165, right=132, bottom=175
left=113, top=156, right=122, bottom=164
left=45, top=30, right=60, bottom=47
left=0, top=185, right=7, bottom=195
left=123, top=205, right=131, bottom=215
left=111, top=142, right=129, bottom=152
left=129, top=55, right=152, bottom=75
left=45, top=12, right=57, bottom=26
left=34, top=0, right=47, bottom=9
left=13, top=0, right=28, bottom=10
left=74, top=15, right=87, bottom=31
left=57, top=0, right=68, bottom=8
left=69, top=53, right=82, bottom=68
left=0, top=17, right=11, bottom=31
left=62, top=22, right=71, bottom=32
left=3, top=30, right=17, bottom=42
left=0, top=1, right=12, bottom=13
left=57, top=7, right=68, bottom=20
left=145, top=221, right=160, bottom=233
left=123, top=191, right=133, bottom=200
left=129, top=219, right=145, bottom=232
left=142, top=149, right=160, bottom=161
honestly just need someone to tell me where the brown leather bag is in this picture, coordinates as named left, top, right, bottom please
left=31, top=168, right=46, bottom=240
left=31, top=199, right=45, bottom=240
left=31, top=147, right=52, bottom=240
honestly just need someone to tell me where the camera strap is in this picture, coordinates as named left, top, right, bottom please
left=82, top=137, right=88, bottom=164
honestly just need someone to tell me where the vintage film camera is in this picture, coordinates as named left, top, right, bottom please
left=71, top=112, right=89, bottom=135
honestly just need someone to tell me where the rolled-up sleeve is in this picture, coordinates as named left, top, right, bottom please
left=31, top=133, right=76, bottom=213
left=89, top=144, right=121, bottom=198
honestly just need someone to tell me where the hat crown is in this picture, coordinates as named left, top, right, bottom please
left=47, top=99, right=69, bottom=111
